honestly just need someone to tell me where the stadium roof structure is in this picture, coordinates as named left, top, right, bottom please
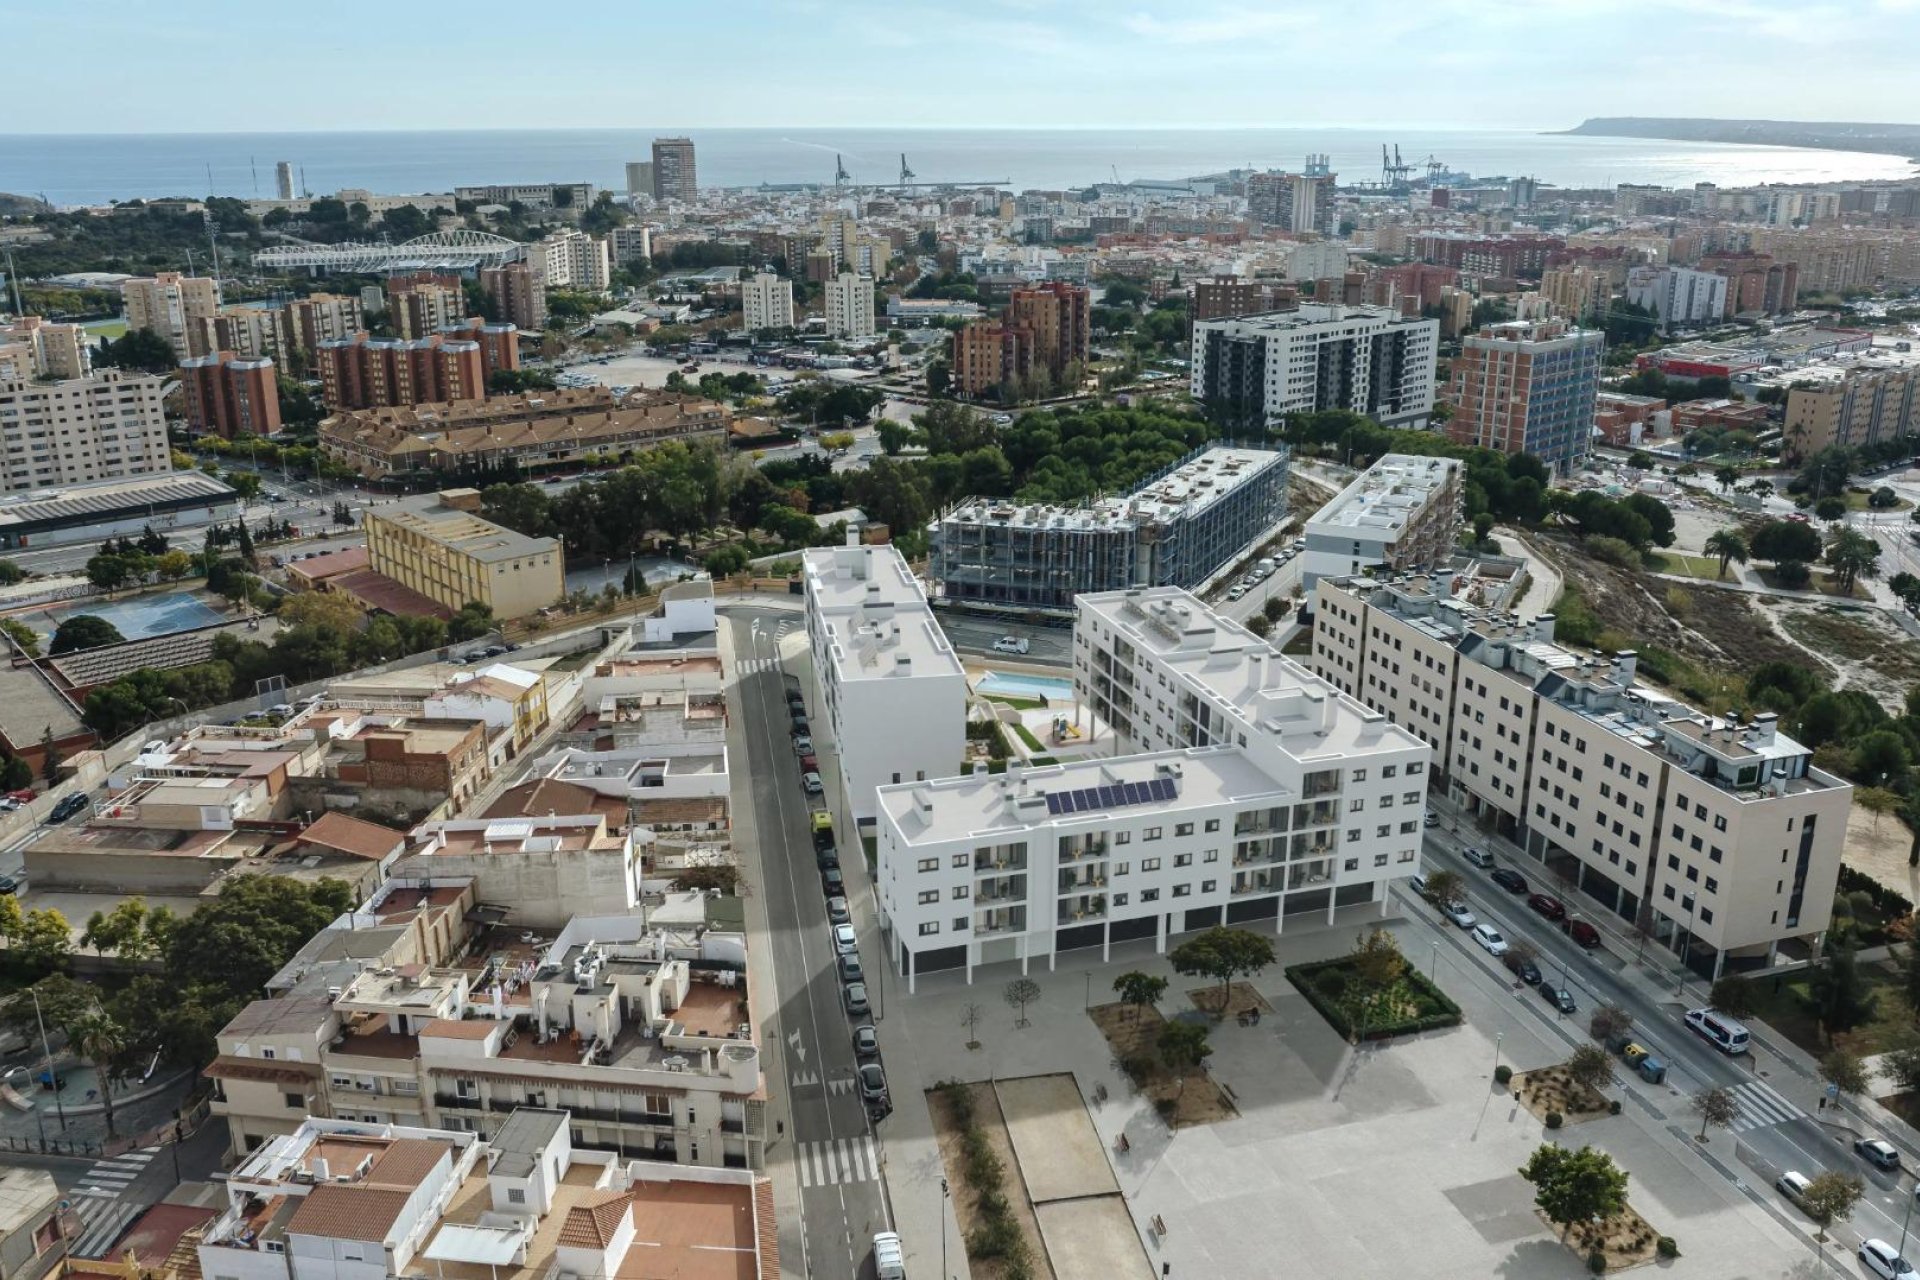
left=255, top=229, right=523, bottom=273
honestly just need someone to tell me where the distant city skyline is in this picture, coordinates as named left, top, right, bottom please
left=10, top=0, right=1920, bottom=134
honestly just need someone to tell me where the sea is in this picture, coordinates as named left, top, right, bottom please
left=2, top=127, right=1916, bottom=207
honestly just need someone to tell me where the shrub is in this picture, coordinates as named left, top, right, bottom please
left=1154, top=1097, right=1178, bottom=1121
left=1656, top=1236, right=1679, bottom=1259
left=1608, top=1099, right=1622, bottom=1116
left=1584, top=535, right=1640, bottom=568
left=1314, top=968, right=1348, bottom=999
left=1773, top=559, right=1811, bottom=587
left=1587, top=1249, right=1607, bottom=1274
left=1494, top=1064, right=1513, bottom=1085
left=1546, top=1111, right=1564, bottom=1130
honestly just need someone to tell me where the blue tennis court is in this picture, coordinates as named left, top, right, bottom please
left=33, top=591, right=228, bottom=642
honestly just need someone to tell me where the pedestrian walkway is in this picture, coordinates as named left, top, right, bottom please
left=67, top=1148, right=154, bottom=1258
left=1727, top=1078, right=1805, bottom=1133
left=797, top=1136, right=879, bottom=1187
left=73, top=1147, right=151, bottom=1200
left=734, top=656, right=787, bottom=676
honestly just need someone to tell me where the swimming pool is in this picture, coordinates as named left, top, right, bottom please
left=975, top=671, right=1075, bottom=702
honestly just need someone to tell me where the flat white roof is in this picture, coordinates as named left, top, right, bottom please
left=1306, top=454, right=1459, bottom=538
left=942, top=446, right=1282, bottom=533
left=804, top=544, right=965, bottom=683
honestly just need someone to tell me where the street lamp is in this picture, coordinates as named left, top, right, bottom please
left=1900, top=1171, right=1917, bottom=1258
left=940, top=1177, right=950, bottom=1280
left=1493, top=1031, right=1504, bottom=1080
left=1430, top=941, right=1440, bottom=983
left=28, top=987, right=66, bottom=1132
left=1675, top=893, right=1698, bottom=998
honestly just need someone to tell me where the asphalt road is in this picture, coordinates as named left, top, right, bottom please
left=1415, top=797, right=1920, bottom=1263
left=724, top=609, right=890, bottom=1280
left=934, top=610, right=1073, bottom=667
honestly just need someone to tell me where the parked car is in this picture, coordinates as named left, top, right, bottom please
left=843, top=983, right=870, bottom=1017
left=800, top=753, right=819, bottom=772
left=857, top=1062, right=889, bottom=1105
left=852, top=1024, right=880, bottom=1060
left=1408, top=873, right=1431, bottom=900
left=832, top=924, right=858, bottom=955
left=0, top=798, right=17, bottom=812
left=821, top=867, right=845, bottom=897
left=1540, top=984, right=1578, bottom=1015
left=786, top=689, right=805, bottom=708
left=1440, top=900, right=1477, bottom=929
left=793, top=735, right=814, bottom=754
left=1861, top=1239, right=1919, bottom=1280
left=802, top=771, right=824, bottom=795
left=1775, top=1170, right=1811, bottom=1207
left=1463, top=846, right=1495, bottom=869
left=0, top=876, right=18, bottom=896
left=838, top=954, right=865, bottom=984
left=1858, top=1138, right=1905, bottom=1171
left=992, top=636, right=1030, bottom=655
left=1489, top=868, right=1529, bottom=895
left=1563, top=919, right=1602, bottom=950
left=815, top=846, right=839, bottom=870
left=5, top=790, right=34, bottom=803
left=1471, top=924, right=1509, bottom=956
left=790, top=717, right=810, bottom=736
left=1527, top=893, right=1567, bottom=922
left=1503, top=952, right=1541, bottom=985
left=1423, top=812, right=1440, bottom=828
left=1227, top=587, right=1248, bottom=601
left=825, top=897, right=851, bottom=925
left=48, top=793, right=88, bottom=823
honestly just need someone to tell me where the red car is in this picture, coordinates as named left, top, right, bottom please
left=800, top=754, right=819, bottom=772
left=1527, top=893, right=1566, bottom=922
left=1564, top=919, right=1602, bottom=950
left=5, top=789, right=34, bottom=804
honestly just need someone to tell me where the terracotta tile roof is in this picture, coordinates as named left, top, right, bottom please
left=482, top=778, right=600, bottom=821
left=203, top=1055, right=323, bottom=1085
left=286, top=1184, right=410, bottom=1244
left=753, top=1179, right=779, bottom=1278
left=332, top=567, right=455, bottom=620
left=301, top=811, right=406, bottom=861
left=366, top=1138, right=450, bottom=1189
left=558, top=1190, right=630, bottom=1248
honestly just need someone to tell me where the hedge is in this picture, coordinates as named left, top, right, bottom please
left=1838, top=863, right=1912, bottom=918
left=1284, top=956, right=1463, bottom=1040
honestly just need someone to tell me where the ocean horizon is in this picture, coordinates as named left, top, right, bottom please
left=2, top=126, right=1914, bottom=207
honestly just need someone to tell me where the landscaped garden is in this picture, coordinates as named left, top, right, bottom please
left=1286, top=928, right=1462, bottom=1041
left=928, top=1080, right=1053, bottom=1280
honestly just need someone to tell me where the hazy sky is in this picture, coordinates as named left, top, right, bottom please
left=13, top=0, right=1920, bottom=133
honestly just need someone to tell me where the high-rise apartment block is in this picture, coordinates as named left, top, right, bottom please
left=180, top=351, right=282, bottom=438
left=1007, top=282, right=1091, bottom=376
left=387, top=273, right=467, bottom=339
left=625, top=160, right=655, bottom=198
left=873, top=586, right=1429, bottom=988
left=0, top=370, right=171, bottom=491
left=740, top=273, right=794, bottom=333
left=121, top=271, right=220, bottom=361
left=1785, top=361, right=1920, bottom=458
left=316, top=323, right=517, bottom=410
left=1539, top=265, right=1614, bottom=320
left=528, top=230, right=611, bottom=292
left=824, top=273, right=876, bottom=340
left=1444, top=318, right=1604, bottom=474
left=651, top=137, right=698, bottom=203
left=1191, top=304, right=1440, bottom=431
left=1698, top=251, right=1799, bottom=318
left=803, top=543, right=967, bottom=831
left=606, top=225, right=652, bottom=265
left=1311, top=574, right=1852, bottom=976
left=1247, top=169, right=1336, bottom=234
left=284, top=292, right=364, bottom=359
left=952, top=321, right=1027, bottom=398
left=1301, top=454, right=1463, bottom=585
left=0, top=316, right=90, bottom=381
left=478, top=262, right=547, bottom=332
left=1626, top=266, right=1729, bottom=331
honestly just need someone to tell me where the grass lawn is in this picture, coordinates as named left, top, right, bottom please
left=1648, top=551, right=1728, bottom=580
left=1743, top=957, right=1913, bottom=1058
left=1848, top=489, right=1913, bottom=513
left=980, top=692, right=1045, bottom=711
left=1012, top=722, right=1044, bottom=752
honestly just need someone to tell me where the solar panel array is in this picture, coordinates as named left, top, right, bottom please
left=1043, top=776, right=1176, bottom=816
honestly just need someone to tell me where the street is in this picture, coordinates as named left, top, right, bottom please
left=1416, top=797, right=1920, bottom=1261
left=723, top=608, right=890, bottom=1280
left=933, top=609, right=1073, bottom=666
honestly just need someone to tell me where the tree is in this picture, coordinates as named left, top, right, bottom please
left=1113, top=971, right=1167, bottom=1022
left=960, top=1003, right=983, bottom=1050
left=224, top=470, right=263, bottom=502
left=1813, top=495, right=1849, bottom=522
left=447, top=601, right=496, bottom=644
left=49, top=614, right=125, bottom=655
left=1824, top=526, right=1880, bottom=595
left=1566, top=1044, right=1615, bottom=1097
left=1714, top=465, right=1740, bottom=493
left=1168, top=926, right=1277, bottom=1012
left=278, top=592, right=365, bottom=633
left=38, top=726, right=58, bottom=783
left=1810, top=946, right=1874, bottom=1044
left=85, top=553, right=130, bottom=593
left=1749, top=518, right=1822, bottom=566
left=1422, top=868, right=1464, bottom=908
left=95, top=328, right=175, bottom=374
left=1800, top=1170, right=1864, bottom=1243
left=1003, top=977, right=1041, bottom=1028
left=1703, top=529, right=1747, bottom=580
left=1872, top=485, right=1901, bottom=509
left=1587, top=1004, right=1633, bottom=1042
left=68, top=1010, right=129, bottom=1136
left=155, top=549, right=193, bottom=582
left=166, top=875, right=355, bottom=1002
left=0, top=618, right=36, bottom=658
left=1518, top=1144, right=1629, bottom=1241
left=12, top=906, right=72, bottom=972
left=1157, top=1021, right=1212, bottom=1072
left=1707, top=975, right=1755, bottom=1019
left=1691, top=1085, right=1738, bottom=1140
left=0, top=559, right=23, bottom=585
left=1820, top=1048, right=1871, bottom=1108
left=1349, top=927, right=1407, bottom=989
left=1879, top=1025, right=1920, bottom=1095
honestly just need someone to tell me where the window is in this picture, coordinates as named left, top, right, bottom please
left=1350, top=799, right=1365, bottom=812
left=1699, top=907, right=1714, bottom=925
left=1202, top=879, right=1217, bottom=893
left=1115, top=861, right=1131, bottom=876
left=1374, top=853, right=1390, bottom=867
left=283, top=1092, right=305, bottom=1109
left=1204, top=819, right=1220, bottom=833
left=1402, top=792, right=1419, bottom=805
left=1141, top=888, right=1161, bottom=903
left=1114, top=892, right=1129, bottom=906
left=1174, top=853, right=1192, bottom=868
left=1172, top=884, right=1191, bottom=898
left=1663, top=884, right=1676, bottom=901
left=1203, top=849, right=1219, bottom=863
left=952, top=854, right=969, bottom=868
left=1143, top=826, right=1163, bottom=841
left=955, top=917, right=968, bottom=931
left=1407, top=762, right=1424, bottom=775
left=1352, top=768, right=1367, bottom=782
left=1713, top=814, right=1727, bottom=832
left=1704, top=877, right=1719, bottom=894
left=1175, top=822, right=1194, bottom=836
left=1383, top=765, right=1398, bottom=778
left=1115, top=831, right=1131, bottom=845
left=918, top=890, right=938, bottom=904
left=1376, top=824, right=1390, bottom=838
left=1380, top=795, right=1394, bottom=808
left=918, top=922, right=939, bottom=936
left=1398, top=848, right=1416, bottom=862
left=1347, top=828, right=1361, bottom=842
left=953, top=885, right=969, bottom=899
left=1141, top=857, right=1162, bottom=872
left=1400, top=820, right=1417, bottom=834
left=1344, top=858, right=1360, bottom=871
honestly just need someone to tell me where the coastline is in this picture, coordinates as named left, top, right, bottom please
left=1552, top=117, right=1920, bottom=166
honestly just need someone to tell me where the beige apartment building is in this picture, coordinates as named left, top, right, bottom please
left=364, top=489, right=564, bottom=619
left=121, top=271, right=220, bottom=361
left=0, top=316, right=90, bottom=380
left=0, top=370, right=172, bottom=494
left=1784, top=361, right=1920, bottom=459
left=1310, top=575, right=1851, bottom=974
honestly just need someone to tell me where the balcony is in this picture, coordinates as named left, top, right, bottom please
left=1057, top=894, right=1107, bottom=925
left=976, top=874, right=1027, bottom=903
left=976, top=908, right=1027, bottom=935
left=1289, top=833, right=1336, bottom=860
left=434, top=1092, right=481, bottom=1111
left=1303, top=770, right=1342, bottom=798
left=1232, top=873, right=1278, bottom=897
left=1287, top=861, right=1333, bottom=891
left=1233, top=837, right=1282, bottom=867
left=975, top=853, right=1028, bottom=874
left=720, top=1116, right=746, bottom=1134
left=1057, top=869, right=1107, bottom=894
left=1058, top=839, right=1109, bottom=864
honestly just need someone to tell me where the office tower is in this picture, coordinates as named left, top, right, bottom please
left=1445, top=318, right=1604, bottom=474
left=386, top=273, right=466, bottom=339
left=479, top=262, right=548, bottom=332
left=121, top=272, right=220, bottom=361
left=0, top=369, right=171, bottom=489
left=652, top=137, right=697, bottom=203
left=179, top=352, right=283, bottom=438
left=740, top=273, right=794, bottom=332
left=275, top=161, right=295, bottom=201
left=1191, top=304, right=1440, bottom=430
left=823, top=273, right=876, bottom=340
left=625, top=161, right=655, bottom=199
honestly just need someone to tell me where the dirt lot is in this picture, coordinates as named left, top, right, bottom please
left=1087, top=1002, right=1236, bottom=1128
left=928, top=1082, right=1056, bottom=1280
left=1778, top=602, right=1920, bottom=705
left=1843, top=802, right=1920, bottom=902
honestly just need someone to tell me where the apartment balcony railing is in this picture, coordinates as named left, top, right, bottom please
left=976, top=911, right=1027, bottom=935
left=975, top=884, right=1027, bottom=905
left=975, top=854, right=1029, bottom=873
left=1289, top=834, right=1337, bottom=860
left=1057, top=871, right=1108, bottom=894
left=1232, top=875, right=1278, bottom=897
left=1057, top=894, right=1108, bottom=925
left=434, top=1093, right=481, bottom=1111
left=1287, top=862, right=1333, bottom=891
left=1058, top=842, right=1109, bottom=864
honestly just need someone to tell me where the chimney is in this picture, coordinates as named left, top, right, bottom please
left=1613, top=649, right=1638, bottom=686
left=1532, top=612, right=1556, bottom=644
left=1752, top=712, right=1778, bottom=746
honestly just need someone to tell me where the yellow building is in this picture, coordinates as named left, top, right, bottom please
left=362, top=488, right=564, bottom=619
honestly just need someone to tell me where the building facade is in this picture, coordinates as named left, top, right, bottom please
left=823, top=273, right=876, bottom=340
left=316, top=332, right=496, bottom=410
left=122, top=271, right=220, bottom=361
left=180, top=351, right=283, bottom=438
left=478, top=262, right=547, bottom=332
left=1444, top=318, right=1604, bottom=474
left=740, top=273, right=794, bottom=333
left=928, top=446, right=1287, bottom=613
left=1302, top=454, right=1463, bottom=585
left=364, top=489, right=564, bottom=619
left=1785, top=361, right=1920, bottom=458
left=1191, top=304, right=1440, bottom=430
left=529, top=230, right=611, bottom=292
left=1310, top=575, right=1851, bottom=975
left=387, top=274, right=466, bottom=340
left=1626, top=266, right=1729, bottom=331
left=652, top=138, right=698, bottom=202
left=803, top=543, right=967, bottom=831
left=0, top=370, right=172, bottom=493
left=0, top=317, right=90, bottom=381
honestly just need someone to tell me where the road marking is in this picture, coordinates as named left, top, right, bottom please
left=798, top=1136, right=880, bottom=1187
left=1727, top=1079, right=1804, bottom=1132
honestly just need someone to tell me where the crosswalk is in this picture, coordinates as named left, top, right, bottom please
left=798, top=1136, right=880, bottom=1188
left=1727, top=1079, right=1804, bottom=1133
left=67, top=1149, right=154, bottom=1257
left=736, top=657, right=784, bottom=676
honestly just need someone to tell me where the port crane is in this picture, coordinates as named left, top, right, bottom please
left=848, top=154, right=1006, bottom=190
left=1381, top=144, right=1414, bottom=188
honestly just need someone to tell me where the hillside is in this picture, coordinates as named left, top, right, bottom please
left=1557, top=116, right=1920, bottom=159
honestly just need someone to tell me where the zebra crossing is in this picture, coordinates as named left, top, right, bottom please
left=736, top=657, right=784, bottom=676
left=67, top=1149, right=154, bottom=1258
left=1727, top=1079, right=1804, bottom=1133
left=798, top=1136, right=880, bottom=1188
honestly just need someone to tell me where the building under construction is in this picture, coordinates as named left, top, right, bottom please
left=927, top=445, right=1288, bottom=614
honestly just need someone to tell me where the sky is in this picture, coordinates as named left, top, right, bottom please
left=10, top=0, right=1920, bottom=134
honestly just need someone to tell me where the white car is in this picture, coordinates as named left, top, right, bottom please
left=832, top=924, right=858, bottom=955
left=1862, top=1239, right=1918, bottom=1280
left=1471, top=924, right=1509, bottom=956
left=1774, top=1170, right=1811, bottom=1206
left=992, top=636, right=1030, bottom=655
left=1441, top=901, right=1477, bottom=929
left=1227, top=586, right=1248, bottom=601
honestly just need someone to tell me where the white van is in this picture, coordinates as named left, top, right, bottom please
left=872, top=1231, right=906, bottom=1280
left=1684, top=1007, right=1750, bottom=1054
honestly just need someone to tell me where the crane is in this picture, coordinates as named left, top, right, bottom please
left=833, top=154, right=850, bottom=187
left=898, top=153, right=916, bottom=188
left=1381, top=144, right=1413, bottom=188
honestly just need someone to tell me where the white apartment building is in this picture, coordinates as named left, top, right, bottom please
left=0, top=370, right=172, bottom=495
left=1302, top=453, right=1463, bottom=585
left=1191, top=304, right=1440, bottom=429
left=529, top=230, right=611, bottom=292
left=740, top=273, right=794, bottom=333
left=1284, top=240, right=1349, bottom=283
left=1626, top=265, right=1729, bottom=330
left=823, top=272, right=876, bottom=340
left=874, top=587, right=1430, bottom=987
left=1310, top=575, right=1852, bottom=974
left=606, top=225, right=652, bottom=265
left=122, top=271, right=220, bottom=361
left=802, top=542, right=966, bottom=831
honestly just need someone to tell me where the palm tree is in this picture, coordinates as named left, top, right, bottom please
left=67, top=1011, right=128, bottom=1137
left=1704, top=529, right=1748, bottom=580
left=1824, top=527, right=1881, bottom=596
